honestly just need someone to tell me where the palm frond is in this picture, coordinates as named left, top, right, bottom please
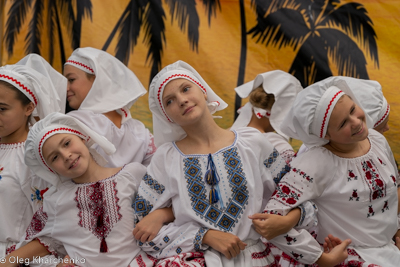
left=56, top=0, right=75, bottom=50
left=248, top=7, right=309, bottom=50
left=4, top=0, right=33, bottom=57
left=73, top=0, right=93, bottom=48
left=47, top=0, right=57, bottom=64
left=115, top=0, right=143, bottom=64
left=24, top=0, right=43, bottom=55
left=165, top=0, right=199, bottom=52
left=321, top=28, right=369, bottom=79
left=142, top=0, right=166, bottom=81
left=320, top=2, right=378, bottom=66
left=102, top=4, right=130, bottom=51
left=288, top=34, right=332, bottom=86
left=200, top=0, right=221, bottom=26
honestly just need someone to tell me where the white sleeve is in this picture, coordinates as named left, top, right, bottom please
left=16, top=187, right=66, bottom=259
left=142, top=131, right=157, bottom=167
left=263, top=151, right=334, bottom=264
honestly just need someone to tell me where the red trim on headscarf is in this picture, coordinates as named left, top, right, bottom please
left=66, top=60, right=95, bottom=74
left=374, top=104, right=390, bottom=128
left=0, top=74, right=38, bottom=105
left=158, top=74, right=207, bottom=122
left=320, top=91, right=342, bottom=138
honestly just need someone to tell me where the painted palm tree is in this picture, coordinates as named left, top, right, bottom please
left=248, top=0, right=379, bottom=87
left=4, top=0, right=92, bottom=65
left=103, top=0, right=221, bottom=83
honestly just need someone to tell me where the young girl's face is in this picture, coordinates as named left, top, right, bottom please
left=325, top=95, right=368, bottom=145
left=162, top=78, right=208, bottom=126
left=63, top=65, right=95, bottom=110
left=0, top=84, right=34, bottom=142
left=42, top=133, right=90, bottom=179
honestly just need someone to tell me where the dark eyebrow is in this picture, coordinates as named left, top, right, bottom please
left=162, top=81, right=189, bottom=100
left=45, top=137, right=67, bottom=162
left=64, top=73, right=74, bottom=78
left=0, top=102, right=10, bottom=107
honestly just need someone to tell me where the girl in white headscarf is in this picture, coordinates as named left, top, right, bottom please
left=64, top=47, right=156, bottom=167
left=131, top=60, right=307, bottom=267
left=1, top=112, right=173, bottom=267
left=231, top=70, right=302, bottom=166
left=297, top=76, right=391, bottom=155
left=0, top=54, right=66, bottom=258
left=262, top=77, right=400, bottom=266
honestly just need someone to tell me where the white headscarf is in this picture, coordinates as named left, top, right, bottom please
left=231, top=70, right=302, bottom=140
left=323, top=76, right=389, bottom=128
left=149, top=60, right=228, bottom=146
left=64, top=47, right=147, bottom=120
left=25, top=112, right=116, bottom=188
left=0, top=56, right=66, bottom=124
left=281, top=77, right=373, bottom=148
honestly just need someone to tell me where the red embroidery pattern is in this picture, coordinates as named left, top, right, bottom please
left=0, top=74, right=38, bottom=105
left=5, top=245, right=16, bottom=255
left=374, top=103, right=390, bottom=128
left=251, top=243, right=271, bottom=259
left=271, top=182, right=302, bottom=207
left=362, top=160, right=386, bottom=201
left=381, top=200, right=389, bottom=213
left=367, top=205, right=375, bottom=218
left=133, top=255, right=146, bottom=267
left=292, top=168, right=313, bottom=183
left=26, top=207, right=48, bottom=240
left=320, top=90, right=343, bottom=137
left=158, top=74, right=207, bottom=122
left=146, top=134, right=157, bottom=157
left=347, top=170, right=358, bottom=181
left=75, top=180, right=122, bottom=252
left=66, top=60, right=95, bottom=74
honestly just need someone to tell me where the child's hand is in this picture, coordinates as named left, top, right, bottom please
left=133, top=218, right=163, bottom=243
left=317, top=238, right=351, bottom=267
left=202, top=230, right=247, bottom=259
left=323, top=234, right=343, bottom=253
left=249, top=213, right=294, bottom=240
left=56, top=255, right=77, bottom=267
left=394, top=230, right=400, bottom=250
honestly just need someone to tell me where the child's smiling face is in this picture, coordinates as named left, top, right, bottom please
left=42, top=133, right=91, bottom=180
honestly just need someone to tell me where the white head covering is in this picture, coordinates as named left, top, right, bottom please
left=323, top=76, right=389, bottom=128
left=64, top=47, right=147, bottom=120
left=281, top=76, right=373, bottom=148
left=149, top=60, right=228, bottom=146
left=25, top=112, right=116, bottom=188
left=231, top=70, right=302, bottom=140
left=16, top=53, right=67, bottom=114
left=0, top=56, right=66, bottom=124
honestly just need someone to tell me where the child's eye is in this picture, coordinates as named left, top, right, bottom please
left=64, top=140, right=70, bottom=147
left=52, top=155, right=58, bottom=162
left=350, top=106, right=355, bottom=114
left=339, top=120, right=346, bottom=129
left=166, top=99, right=173, bottom=106
left=183, top=87, right=189, bottom=92
left=68, top=78, right=75, bottom=83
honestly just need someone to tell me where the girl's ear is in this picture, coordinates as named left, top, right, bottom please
left=204, top=93, right=207, bottom=101
left=25, top=102, right=35, bottom=116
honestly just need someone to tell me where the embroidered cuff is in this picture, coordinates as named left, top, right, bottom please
left=194, top=227, right=209, bottom=251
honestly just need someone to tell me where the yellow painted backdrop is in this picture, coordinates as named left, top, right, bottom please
left=1, top=0, right=400, bottom=161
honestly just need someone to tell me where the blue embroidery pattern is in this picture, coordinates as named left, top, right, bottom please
left=264, top=148, right=279, bottom=168
left=176, top=247, right=182, bottom=254
left=143, top=173, right=165, bottom=194
left=183, top=147, right=249, bottom=232
left=274, top=164, right=291, bottom=184
left=194, top=227, right=208, bottom=251
left=133, top=194, right=153, bottom=217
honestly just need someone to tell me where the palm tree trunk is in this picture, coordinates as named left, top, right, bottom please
left=235, top=0, right=247, bottom=120
left=54, top=1, right=66, bottom=66
left=102, top=4, right=130, bottom=51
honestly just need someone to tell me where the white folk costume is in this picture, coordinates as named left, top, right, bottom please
left=20, top=113, right=147, bottom=267
left=0, top=55, right=66, bottom=257
left=231, top=70, right=302, bottom=166
left=65, top=47, right=156, bottom=167
left=265, top=78, right=400, bottom=266
left=132, top=61, right=290, bottom=267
